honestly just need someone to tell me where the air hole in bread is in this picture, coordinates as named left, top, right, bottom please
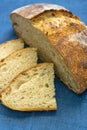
left=33, top=73, right=38, bottom=76
left=5, top=88, right=11, bottom=95
left=20, top=97, right=24, bottom=99
left=40, top=73, right=45, bottom=76
left=17, top=54, right=22, bottom=57
left=26, top=30, right=28, bottom=32
left=22, top=90, right=26, bottom=93
left=13, top=22, right=18, bottom=26
left=33, top=69, right=38, bottom=72
left=45, top=83, right=49, bottom=88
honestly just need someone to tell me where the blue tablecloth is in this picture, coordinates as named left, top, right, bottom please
left=0, top=0, right=87, bottom=130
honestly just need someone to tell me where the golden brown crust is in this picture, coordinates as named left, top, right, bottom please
left=10, top=3, right=79, bottom=20
left=53, top=29, right=87, bottom=93
left=1, top=101, right=57, bottom=111
left=10, top=4, right=67, bottom=19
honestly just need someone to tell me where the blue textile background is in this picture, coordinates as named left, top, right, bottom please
left=0, top=0, right=87, bottom=130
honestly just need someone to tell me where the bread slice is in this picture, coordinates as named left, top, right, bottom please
left=10, top=4, right=87, bottom=93
left=1, top=63, right=57, bottom=111
left=0, top=38, right=24, bottom=62
left=0, top=48, right=37, bottom=94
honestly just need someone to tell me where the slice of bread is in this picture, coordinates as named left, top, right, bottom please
left=0, top=38, right=24, bottom=62
left=0, top=48, right=37, bottom=94
left=1, top=63, right=57, bottom=111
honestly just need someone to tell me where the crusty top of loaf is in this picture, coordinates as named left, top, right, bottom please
left=10, top=3, right=78, bottom=19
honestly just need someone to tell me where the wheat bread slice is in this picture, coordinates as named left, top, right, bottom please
left=0, top=38, right=24, bottom=62
left=1, top=63, right=57, bottom=111
left=0, top=48, right=37, bottom=94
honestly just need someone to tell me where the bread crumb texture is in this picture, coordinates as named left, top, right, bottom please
left=1, top=63, right=57, bottom=111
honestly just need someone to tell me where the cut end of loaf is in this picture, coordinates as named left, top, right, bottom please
left=1, top=63, right=57, bottom=111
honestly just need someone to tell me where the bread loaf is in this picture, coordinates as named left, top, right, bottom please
left=0, top=38, right=24, bottom=62
left=0, top=48, right=37, bottom=94
left=10, top=4, right=87, bottom=93
left=1, top=63, right=57, bottom=111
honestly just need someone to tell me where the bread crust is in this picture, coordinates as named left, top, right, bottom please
left=11, top=4, right=67, bottom=19
left=1, top=99, right=57, bottom=111
left=10, top=3, right=79, bottom=20
left=0, top=38, right=23, bottom=47
left=10, top=4, right=87, bottom=93
left=55, top=29, right=87, bottom=93
left=2, top=103, right=57, bottom=111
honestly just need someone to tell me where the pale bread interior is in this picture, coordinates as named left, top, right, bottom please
left=1, top=63, right=57, bottom=111
left=0, top=48, right=37, bottom=93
